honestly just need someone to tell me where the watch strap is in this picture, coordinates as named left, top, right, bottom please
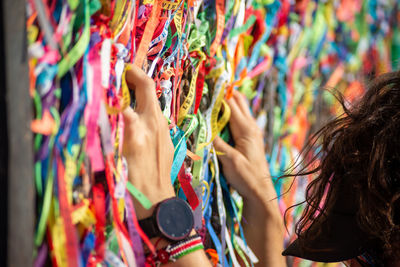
left=139, top=215, right=160, bottom=239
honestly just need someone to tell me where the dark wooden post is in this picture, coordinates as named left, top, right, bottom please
left=1, top=0, right=34, bottom=265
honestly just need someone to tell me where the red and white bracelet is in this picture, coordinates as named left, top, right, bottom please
left=166, top=234, right=204, bottom=261
left=145, top=234, right=204, bottom=266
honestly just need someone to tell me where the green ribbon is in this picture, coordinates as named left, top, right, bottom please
left=229, top=15, right=256, bottom=38
left=67, top=0, right=79, bottom=10
left=182, top=114, right=199, bottom=139
left=239, top=77, right=256, bottom=99
left=34, top=107, right=60, bottom=247
left=126, top=181, right=153, bottom=210
left=192, top=112, right=206, bottom=187
left=57, top=0, right=91, bottom=78
left=188, top=21, right=209, bottom=52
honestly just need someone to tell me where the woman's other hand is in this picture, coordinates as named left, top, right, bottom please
left=213, top=91, right=276, bottom=208
left=213, top=91, right=286, bottom=267
left=122, top=65, right=175, bottom=219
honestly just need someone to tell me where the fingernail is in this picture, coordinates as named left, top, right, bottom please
left=213, top=136, right=222, bottom=145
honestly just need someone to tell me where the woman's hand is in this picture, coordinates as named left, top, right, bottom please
left=213, top=91, right=286, bottom=267
left=122, top=65, right=212, bottom=266
left=213, top=91, right=276, bottom=207
left=122, top=65, right=175, bottom=219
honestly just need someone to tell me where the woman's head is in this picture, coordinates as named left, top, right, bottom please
left=284, top=71, right=400, bottom=263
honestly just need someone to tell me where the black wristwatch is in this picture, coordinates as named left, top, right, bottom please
left=138, top=197, right=194, bottom=241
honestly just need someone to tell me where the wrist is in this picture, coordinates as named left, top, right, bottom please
left=129, top=182, right=175, bottom=220
left=137, top=196, right=195, bottom=253
left=242, top=178, right=283, bottom=221
left=243, top=190, right=284, bottom=234
left=244, top=177, right=276, bottom=204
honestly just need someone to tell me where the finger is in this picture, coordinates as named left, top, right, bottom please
left=122, top=106, right=139, bottom=125
left=233, top=91, right=252, bottom=118
left=125, top=64, right=158, bottom=114
left=213, top=136, right=239, bottom=166
left=227, top=96, right=245, bottom=124
left=227, top=96, right=247, bottom=137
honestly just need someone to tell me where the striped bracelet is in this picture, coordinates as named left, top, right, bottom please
left=166, top=234, right=204, bottom=262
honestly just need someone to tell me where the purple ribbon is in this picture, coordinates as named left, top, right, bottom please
left=125, top=192, right=146, bottom=267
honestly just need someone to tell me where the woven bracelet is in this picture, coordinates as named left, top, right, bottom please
left=166, top=234, right=204, bottom=262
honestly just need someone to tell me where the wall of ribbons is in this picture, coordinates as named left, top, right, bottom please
left=27, top=0, right=399, bottom=266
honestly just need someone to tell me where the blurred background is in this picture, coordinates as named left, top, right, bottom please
left=1, top=0, right=399, bottom=266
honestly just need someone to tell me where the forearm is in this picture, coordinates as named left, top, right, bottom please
left=242, top=181, right=286, bottom=267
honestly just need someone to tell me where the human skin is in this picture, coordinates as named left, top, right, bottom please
left=122, top=64, right=175, bottom=221
left=213, top=91, right=286, bottom=267
left=122, top=65, right=211, bottom=266
left=122, top=65, right=286, bottom=266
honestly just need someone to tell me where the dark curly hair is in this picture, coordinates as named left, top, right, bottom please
left=285, top=71, right=400, bottom=263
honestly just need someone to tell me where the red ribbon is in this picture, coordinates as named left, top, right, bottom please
left=56, top=158, right=80, bottom=267
left=178, top=165, right=199, bottom=210
left=88, top=183, right=106, bottom=266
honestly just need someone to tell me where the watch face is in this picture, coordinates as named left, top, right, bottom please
left=156, top=198, right=194, bottom=241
